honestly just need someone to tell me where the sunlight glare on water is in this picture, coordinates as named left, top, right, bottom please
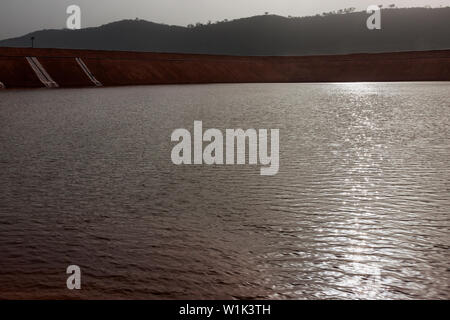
left=0, top=82, right=449, bottom=299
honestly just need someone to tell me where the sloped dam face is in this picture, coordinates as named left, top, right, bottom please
left=0, top=47, right=449, bottom=88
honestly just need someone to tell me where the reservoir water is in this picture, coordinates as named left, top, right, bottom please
left=0, top=83, right=449, bottom=299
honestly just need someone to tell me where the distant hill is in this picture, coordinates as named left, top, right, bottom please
left=1, top=7, right=449, bottom=56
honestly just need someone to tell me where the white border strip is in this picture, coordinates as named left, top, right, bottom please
left=26, top=57, right=58, bottom=88
left=26, top=57, right=48, bottom=86
left=76, top=58, right=102, bottom=87
left=31, top=57, right=58, bottom=88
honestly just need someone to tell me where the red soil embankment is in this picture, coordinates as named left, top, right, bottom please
left=0, top=56, right=42, bottom=88
left=0, top=47, right=449, bottom=89
left=37, top=57, right=94, bottom=87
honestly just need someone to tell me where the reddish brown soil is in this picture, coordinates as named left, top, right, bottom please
left=38, top=57, right=94, bottom=87
left=0, top=56, right=42, bottom=88
left=0, top=47, right=449, bottom=88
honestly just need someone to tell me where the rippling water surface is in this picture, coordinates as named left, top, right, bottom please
left=0, top=83, right=449, bottom=299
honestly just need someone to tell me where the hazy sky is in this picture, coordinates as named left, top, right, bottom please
left=1, top=0, right=448, bottom=40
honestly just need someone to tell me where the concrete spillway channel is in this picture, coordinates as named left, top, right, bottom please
left=26, top=57, right=59, bottom=88
left=24, top=56, right=102, bottom=88
left=76, top=58, right=102, bottom=87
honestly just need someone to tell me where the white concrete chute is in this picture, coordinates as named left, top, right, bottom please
left=26, top=57, right=59, bottom=88
left=76, top=57, right=102, bottom=87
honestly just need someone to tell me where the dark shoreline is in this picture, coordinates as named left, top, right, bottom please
left=0, top=47, right=449, bottom=89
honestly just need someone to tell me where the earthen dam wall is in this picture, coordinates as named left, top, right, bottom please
left=0, top=47, right=449, bottom=89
